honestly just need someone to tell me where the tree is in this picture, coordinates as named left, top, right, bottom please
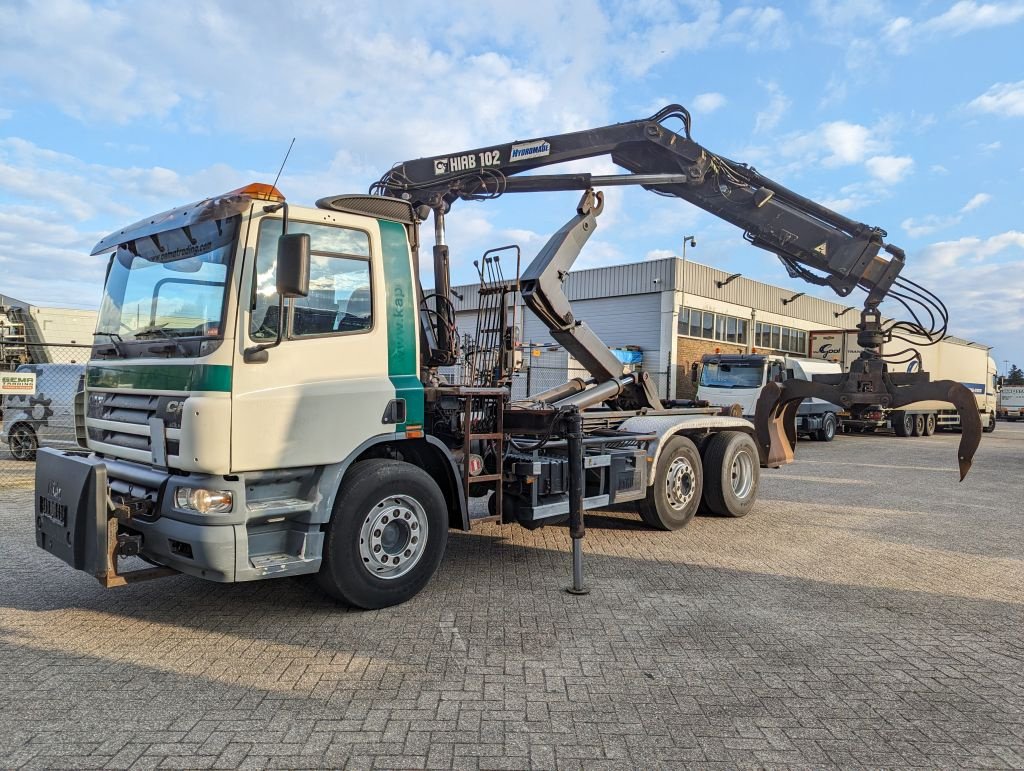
left=1007, top=364, right=1024, bottom=386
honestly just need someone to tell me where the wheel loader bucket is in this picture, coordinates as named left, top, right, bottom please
left=753, top=378, right=983, bottom=481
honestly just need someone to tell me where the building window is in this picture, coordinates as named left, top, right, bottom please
left=679, top=307, right=752, bottom=348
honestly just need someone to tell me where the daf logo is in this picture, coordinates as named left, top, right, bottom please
left=48, top=480, right=62, bottom=500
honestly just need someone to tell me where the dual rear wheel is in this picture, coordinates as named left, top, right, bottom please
left=636, top=431, right=759, bottom=530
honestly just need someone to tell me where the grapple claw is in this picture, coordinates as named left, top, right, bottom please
left=753, top=372, right=983, bottom=481
left=754, top=379, right=841, bottom=468
left=890, top=379, right=982, bottom=481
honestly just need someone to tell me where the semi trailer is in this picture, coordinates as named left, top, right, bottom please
left=32, top=105, right=981, bottom=608
left=997, top=386, right=1024, bottom=421
left=808, top=329, right=997, bottom=435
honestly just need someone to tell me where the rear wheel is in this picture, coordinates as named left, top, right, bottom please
left=911, top=414, right=925, bottom=437
left=636, top=436, right=702, bottom=531
left=701, top=431, right=760, bottom=518
left=923, top=413, right=936, bottom=436
left=815, top=412, right=838, bottom=442
left=318, top=459, right=448, bottom=609
left=8, top=424, right=37, bottom=461
left=893, top=411, right=914, bottom=437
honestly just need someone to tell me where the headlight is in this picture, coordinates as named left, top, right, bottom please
left=174, top=487, right=233, bottom=513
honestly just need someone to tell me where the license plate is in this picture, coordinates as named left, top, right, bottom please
left=39, top=495, right=68, bottom=526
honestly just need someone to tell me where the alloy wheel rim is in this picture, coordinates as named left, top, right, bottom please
left=665, top=456, right=696, bottom=510
left=358, top=494, right=428, bottom=580
left=730, top=450, right=754, bottom=499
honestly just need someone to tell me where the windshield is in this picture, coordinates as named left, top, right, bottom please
left=699, top=361, right=765, bottom=389
left=97, top=216, right=239, bottom=340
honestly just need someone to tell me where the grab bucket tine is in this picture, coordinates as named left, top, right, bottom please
left=892, top=379, right=982, bottom=481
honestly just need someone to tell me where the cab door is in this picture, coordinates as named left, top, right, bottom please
left=230, top=209, right=395, bottom=472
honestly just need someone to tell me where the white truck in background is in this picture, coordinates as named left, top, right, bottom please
left=997, top=386, right=1024, bottom=421
left=698, top=354, right=843, bottom=441
left=808, top=330, right=998, bottom=436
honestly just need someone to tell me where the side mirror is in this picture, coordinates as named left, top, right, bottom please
left=277, top=233, right=310, bottom=298
left=690, top=362, right=699, bottom=383
left=997, top=375, right=1005, bottom=388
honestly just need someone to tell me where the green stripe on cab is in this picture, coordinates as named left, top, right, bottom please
left=378, top=219, right=424, bottom=431
left=87, top=363, right=232, bottom=392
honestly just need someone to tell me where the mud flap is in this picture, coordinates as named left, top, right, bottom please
left=753, top=378, right=982, bottom=481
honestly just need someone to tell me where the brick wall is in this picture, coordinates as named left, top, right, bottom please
left=675, top=336, right=745, bottom=399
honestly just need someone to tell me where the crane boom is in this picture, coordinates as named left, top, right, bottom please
left=376, top=104, right=981, bottom=477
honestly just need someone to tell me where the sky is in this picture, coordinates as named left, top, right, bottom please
left=0, top=0, right=1022, bottom=369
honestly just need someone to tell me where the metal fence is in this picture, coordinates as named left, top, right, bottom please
left=0, top=343, right=90, bottom=489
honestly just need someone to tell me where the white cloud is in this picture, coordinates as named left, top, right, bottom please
left=692, top=92, right=727, bottom=114
left=721, top=6, right=790, bottom=50
left=979, top=140, right=1003, bottom=152
left=969, top=81, right=1024, bottom=117
left=644, top=249, right=676, bottom=262
left=931, top=164, right=949, bottom=174
left=901, top=215, right=961, bottom=238
left=923, top=1, right=1024, bottom=35
left=901, top=193, right=994, bottom=237
left=917, top=231, right=1024, bottom=270
left=908, top=231, right=1024, bottom=344
left=754, top=81, right=790, bottom=133
left=961, top=193, right=992, bottom=212
left=865, top=155, right=914, bottom=184
left=820, top=122, right=885, bottom=166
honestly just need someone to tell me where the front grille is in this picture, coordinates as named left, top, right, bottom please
left=87, top=391, right=178, bottom=455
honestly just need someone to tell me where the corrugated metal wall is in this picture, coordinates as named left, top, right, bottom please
left=682, top=261, right=853, bottom=327
left=521, top=294, right=665, bottom=372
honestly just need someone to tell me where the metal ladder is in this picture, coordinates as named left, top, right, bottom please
left=458, top=386, right=507, bottom=527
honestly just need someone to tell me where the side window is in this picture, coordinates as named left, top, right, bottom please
left=251, top=219, right=372, bottom=340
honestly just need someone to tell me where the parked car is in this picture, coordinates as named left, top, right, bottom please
left=1, top=363, right=84, bottom=460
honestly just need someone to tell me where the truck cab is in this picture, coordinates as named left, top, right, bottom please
left=698, top=354, right=842, bottom=441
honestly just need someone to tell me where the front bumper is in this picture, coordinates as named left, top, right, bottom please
left=33, top=449, right=323, bottom=587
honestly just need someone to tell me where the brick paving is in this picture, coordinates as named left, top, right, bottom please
left=1, top=425, right=1022, bottom=769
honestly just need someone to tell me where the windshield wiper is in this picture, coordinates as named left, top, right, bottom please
left=136, top=326, right=190, bottom=357
left=95, top=331, right=127, bottom=357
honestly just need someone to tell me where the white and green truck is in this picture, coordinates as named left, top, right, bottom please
left=32, top=105, right=973, bottom=607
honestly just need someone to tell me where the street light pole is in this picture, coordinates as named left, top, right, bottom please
left=682, top=235, right=696, bottom=261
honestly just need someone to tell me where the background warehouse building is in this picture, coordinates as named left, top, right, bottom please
left=0, top=293, right=97, bottom=370
left=449, top=256, right=858, bottom=399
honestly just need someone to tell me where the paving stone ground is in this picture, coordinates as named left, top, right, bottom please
left=1, top=424, right=1022, bottom=769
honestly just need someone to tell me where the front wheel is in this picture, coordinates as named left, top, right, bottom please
left=318, top=459, right=448, bottom=609
left=636, top=436, right=703, bottom=530
left=815, top=413, right=838, bottom=442
left=702, top=431, right=760, bottom=518
left=983, top=413, right=996, bottom=433
left=8, top=424, right=38, bottom=461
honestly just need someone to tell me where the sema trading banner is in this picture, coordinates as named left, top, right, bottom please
left=0, top=372, right=37, bottom=394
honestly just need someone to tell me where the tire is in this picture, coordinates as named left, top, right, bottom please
left=983, top=413, right=996, bottom=433
left=923, top=413, right=936, bottom=436
left=911, top=414, right=925, bottom=437
left=318, top=458, right=448, bottom=609
left=815, top=413, right=838, bottom=442
left=636, top=436, right=703, bottom=530
left=701, top=431, right=760, bottom=518
left=892, top=411, right=914, bottom=437
left=8, top=424, right=38, bottom=461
